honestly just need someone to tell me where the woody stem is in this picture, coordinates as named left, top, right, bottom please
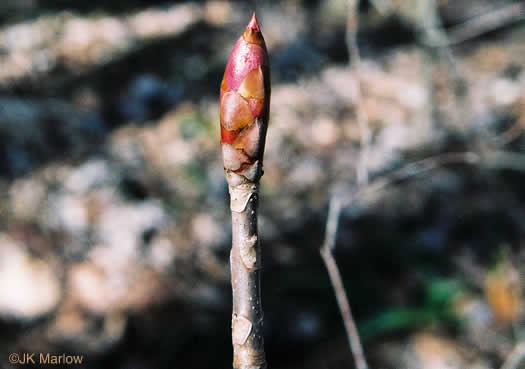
left=229, top=181, right=266, bottom=369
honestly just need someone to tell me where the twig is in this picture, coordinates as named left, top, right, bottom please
left=419, top=0, right=468, bottom=130
left=342, top=150, right=525, bottom=209
left=425, top=2, right=525, bottom=48
left=318, top=2, right=370, bottom=369
left=342, top=152, right=479, bottom=208
left=321, top=197, right=368, bottom=369
left=501, top=342, right=525, bottom=369
left=323, top=5, right=525, bottom=365
left=322, top=196, right=343, bottom=254
left=221, top=14, right=270, bottom=369
left=347, top=0, right=371, bottom=187
left=320, top=149, right=525, bottom=369
left=320, top=153, right=477, bottom=369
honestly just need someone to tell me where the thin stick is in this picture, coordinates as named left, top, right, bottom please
left=320, top=2, right=525, bottom=367
left=320, top=148, right=525, bottom=368
left=347, top=0, right=371, bottom=187
left=425, top=2, right=525, bottom=47
left=342, top=150, right=525, bottom=209
left=342, top=152, right=480, bottom=208
left=419, top=0, right=468, bottom=130
left=321, top=197, right=368, bottom=369
left=318, top=2, right=370, bottom=369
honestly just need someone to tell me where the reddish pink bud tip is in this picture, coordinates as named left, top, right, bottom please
left=220, top=12, right=270, bottom=181
left=248, top=12, right=260, bottom=32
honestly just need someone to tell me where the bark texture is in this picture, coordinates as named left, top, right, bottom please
left=230, top=185, right=265, bottom=369
left=220, top=13, right=270, bottom=369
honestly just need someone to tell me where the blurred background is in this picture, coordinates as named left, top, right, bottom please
left=1, top=0, right=525, bottom=368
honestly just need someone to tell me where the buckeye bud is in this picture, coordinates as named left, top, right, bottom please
left=220, top=13, right=270, bottom=183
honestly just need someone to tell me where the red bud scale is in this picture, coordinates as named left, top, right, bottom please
left=220, top=13, right=270, bottom=183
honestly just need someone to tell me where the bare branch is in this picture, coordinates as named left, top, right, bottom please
left=322, top=196, right=343, bottom=254
left=347, top=0, right=371, bottom=187
left=342, top=150, right=525, bottom=209
left=318, top=2, right=370, bottom=369
left=425, top=2, right=525, bottom=48
left=419, top=0, right=468, bottom=130
left=320, top=148, right=525, bottom=369
left=343, top=152, right=480, bottom=208
left=321, top=198, right=368, bottom=369
left=319, top=153, right=478, bottom=369
left=322, top=5, right=525, bottom=367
